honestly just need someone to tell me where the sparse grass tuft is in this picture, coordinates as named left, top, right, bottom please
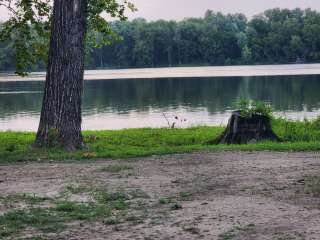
left=218, top=224, right=256, bottom=240
left=179, top=191, right=193, bottom=201
left=98, top=164, right=134, bottom=173
left=0, top=194, right=50, bottom=206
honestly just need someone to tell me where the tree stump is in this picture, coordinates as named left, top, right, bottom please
left=217, top=111, right=280, bottom=144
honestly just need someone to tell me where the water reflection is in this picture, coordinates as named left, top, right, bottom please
left=0, top=75, right=320, bottom=131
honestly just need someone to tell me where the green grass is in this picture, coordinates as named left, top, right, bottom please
left=1, top=118, right=320, bottom=163
left=0, top=208, right=66, bottom=237
left=98, top=164, right=134, bottom=173
left=0, top=194, right=50, bottom=206
left=218, top=224, right=256, bottom=240
left=0, top=186, right=140, bottom=238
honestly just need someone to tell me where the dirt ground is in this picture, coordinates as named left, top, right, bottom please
left=1, top=151, right=320, bottom=240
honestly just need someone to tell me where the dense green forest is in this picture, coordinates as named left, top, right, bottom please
left=1, top=8, right=320, bottom=72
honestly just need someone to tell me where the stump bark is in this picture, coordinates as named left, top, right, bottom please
left=217, top=111, right=280, bottom=144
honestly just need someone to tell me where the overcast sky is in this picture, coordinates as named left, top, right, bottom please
left=127, top=0, right=320, bottom=21
left=1, top=0, right=320, bottom=21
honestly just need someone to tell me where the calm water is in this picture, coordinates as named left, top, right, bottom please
left=1, top=75, right=320, bottom=131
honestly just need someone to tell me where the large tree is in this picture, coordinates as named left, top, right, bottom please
left=0, top=0, right=135, bottom=150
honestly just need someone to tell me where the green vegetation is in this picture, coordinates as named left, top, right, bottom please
left=2, top=8, right=320, bottom=71
left=218, top=224, right=256, bottom=240
left=1, top=117, right=320, bottom=163
left=98, top=164, right=134, bottom=173
left=0, top=185, right=148, bottom=238
left=0, top=194, right=50, bottom=207
left=236, top=99, right=272, bottom=117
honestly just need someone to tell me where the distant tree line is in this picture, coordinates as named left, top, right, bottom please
left=1, top=8, right=320, bottom=72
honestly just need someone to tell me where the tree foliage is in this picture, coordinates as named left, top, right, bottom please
left=88, top=8, right=320, bottom=69
left=1, top=7, right=320, bottom=72
left=0, top=0, right=136, bottom=74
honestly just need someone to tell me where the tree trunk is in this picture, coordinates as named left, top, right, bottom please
left=35, top=0, right=87, bottom=151
left=216, top=111, right=280, bottom=144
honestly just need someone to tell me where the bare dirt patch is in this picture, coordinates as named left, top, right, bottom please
left=1, top=151, right=320, bottom=240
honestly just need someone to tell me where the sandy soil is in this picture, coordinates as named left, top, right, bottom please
left=1, top=63, right=320, bottom=82
left=1, top=151, right=320, bottom=239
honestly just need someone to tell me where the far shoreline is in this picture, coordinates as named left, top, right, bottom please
left=1, top=63, right=320, bottom=82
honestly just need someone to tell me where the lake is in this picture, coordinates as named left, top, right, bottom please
left=1, top=73, right=320, bottom=131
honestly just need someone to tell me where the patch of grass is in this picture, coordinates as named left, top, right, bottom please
left=272, top=232, right=305, bottom=240
left=218, top=224, right=256, bottom=240
left=0, top=186, right=136, bottom=239
left=0, top=208, right=65, bottom=238
left=218, top=230, right=236, bottom=240
left=0, top=194, right=50, bottom=206
left=159, top=197, right=173, bottom=205
left=236, top=99, right=272, bottom=118
left=18, top=236, right=47, bottom=240
left=98, top=164, right=134, bottom=173
left=179, top=191, right=193, bottom=201
left=1, top=119, right=320, bottom=163
left=55, top=201, right=112, bottom=220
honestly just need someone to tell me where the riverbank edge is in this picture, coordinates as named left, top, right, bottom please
left=1, top=63, right=320, bottom=82
left=1, top=118, right=320, bottom=163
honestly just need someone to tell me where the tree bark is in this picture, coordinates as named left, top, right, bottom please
left=216, top=111, right=280, bottom=144
left=35, top=0, right=87, bottom=151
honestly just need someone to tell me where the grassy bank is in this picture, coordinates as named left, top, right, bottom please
left=1, top=118, right=320, bottom=163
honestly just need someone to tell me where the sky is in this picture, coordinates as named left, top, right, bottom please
left=127, top=0, right=320, bottom=20
left=1, top=0, right=320, bottom=21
